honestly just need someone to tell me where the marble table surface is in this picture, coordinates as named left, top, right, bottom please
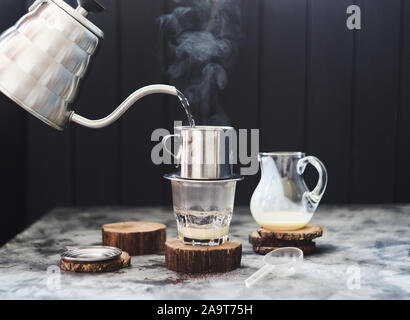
left=0, top=205, right=409, bottom=300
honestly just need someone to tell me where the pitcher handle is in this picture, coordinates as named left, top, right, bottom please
left=296, top=156, right=328, bottom=210
left=162, top=134, right=182, bottom=161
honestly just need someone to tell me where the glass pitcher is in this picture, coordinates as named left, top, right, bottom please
left=250, top=152, right=327, bottom=231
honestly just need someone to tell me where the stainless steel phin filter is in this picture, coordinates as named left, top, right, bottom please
left=163, top=126, right=236, bottom=180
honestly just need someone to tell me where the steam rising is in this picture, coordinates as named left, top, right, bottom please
left=159, top=0, right=242, bottom=125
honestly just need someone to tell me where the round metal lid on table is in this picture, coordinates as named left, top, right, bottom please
left=60, top=246, right=122, bottom=262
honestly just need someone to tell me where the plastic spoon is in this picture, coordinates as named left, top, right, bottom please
left=245, top=247, right=303, bottom=288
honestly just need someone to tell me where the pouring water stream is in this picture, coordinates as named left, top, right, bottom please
left=177, top=90, right=195, bottom=127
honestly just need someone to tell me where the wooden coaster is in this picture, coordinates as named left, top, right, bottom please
left=253, top=243, right=316, bottom=255
left=249, top=225, right=323, bottom=255
left=249, top=236, right=314, bottom=247
left=165, top=239, right=242, bottom=274
left=251, top=225, right=323, bottom=243
left=60, top=251, right=131, bottom=273
left=102, top=221, right=166, bottom=256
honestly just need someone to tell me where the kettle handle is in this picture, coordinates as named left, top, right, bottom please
left=296, top=156, right=328, bottom=210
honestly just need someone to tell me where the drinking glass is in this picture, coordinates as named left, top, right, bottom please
left=165, top=174, right=243, bottom=246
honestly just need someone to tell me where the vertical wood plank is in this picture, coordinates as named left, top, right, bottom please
left=260, top=0, right=307, bottom=151
left=305, top=0, right=354, bottom=203
left=120, top=0, right=167, bottom=205
left=74, top=0, right=120, bottom=206
left=221, top=0, right=260, bottom=205
left=0, top=0, right=27, bottom=244
left=27, top=125, right=74, bottom=223
left=350, top=0, right=401, bottom=203
left=396, top=0, right=410, bottom=202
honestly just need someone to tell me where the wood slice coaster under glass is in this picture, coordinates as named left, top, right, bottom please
left=165, top=239, right=242, bottom=274
left=249, top=225, right=323, bottom=255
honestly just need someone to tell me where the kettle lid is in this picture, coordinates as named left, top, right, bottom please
left=47, top=0, right=105, bottom=39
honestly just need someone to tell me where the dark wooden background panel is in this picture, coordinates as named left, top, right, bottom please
left=0, top=0, right=27, bottom=244
left=221, top=0, right=260, bottom=204
left=120, top=0, right=168, bottom=205
left=305, top=0, right=354, bottom=203
left=73, top=0, right=121, bottom=206
left=1, top=0, right=410, bottom=245
left=350, top=0, right=401, bottom=203
left=396, top=0, right=410, bottom=202
left=27, top=118, right=75, bottom=223
left=260, top=0, right=307, bottom=152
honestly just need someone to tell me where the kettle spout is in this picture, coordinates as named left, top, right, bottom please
left=70, top=84, right=178, bottom=129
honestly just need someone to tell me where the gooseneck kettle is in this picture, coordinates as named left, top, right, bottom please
left=0, top=0, right=179, bottom=130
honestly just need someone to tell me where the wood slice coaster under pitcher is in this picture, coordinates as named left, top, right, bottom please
left=165, top=239, right=242, bottom=274
left=102, top=221, right=166, bottom=256
left=249, top=225, right=323, bottom=255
